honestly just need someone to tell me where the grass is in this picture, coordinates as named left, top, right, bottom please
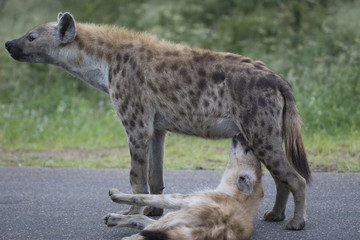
left=0, top=0, right=359, bottom=172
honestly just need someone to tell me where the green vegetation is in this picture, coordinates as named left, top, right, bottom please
left=0, top=0, right=359, bottom=172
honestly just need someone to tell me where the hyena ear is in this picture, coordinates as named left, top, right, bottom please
left=57, top=12, right=64, bottom=22
left=237, top=174, right=253, bottom=194
left=56, top=12, right=76, bottom=44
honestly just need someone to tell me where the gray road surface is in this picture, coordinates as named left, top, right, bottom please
left=0, top=167, right=359, bottom=239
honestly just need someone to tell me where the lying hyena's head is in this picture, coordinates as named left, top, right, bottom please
left=220, top=132, right=262, bottom=195
left=5, top=12, right=76, bottom=64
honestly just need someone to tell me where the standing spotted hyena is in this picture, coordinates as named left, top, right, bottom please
left=104, top=133, right=264, bottom=240
left=5, top=13, right=311, bottom=230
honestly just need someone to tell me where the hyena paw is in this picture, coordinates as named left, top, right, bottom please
left=264, top=210, right=286, bottom=221
left=285, top=217, right=305, bottom=230
left=103, top=213, right=117, bottom=227
left=109, top=188, right=121, bottom=196
left=143, top=206, right=164, bottom=216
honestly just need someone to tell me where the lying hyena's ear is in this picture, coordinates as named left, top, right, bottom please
left=56, top=12, right=76, bottom=44
left=57, top=12, right=64, bottom=22
left=237, top=174, right=253, bottom=194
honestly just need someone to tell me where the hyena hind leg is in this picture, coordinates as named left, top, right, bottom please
left=257, top=141, right=307, bottom=230
left=264, top=178, right=290, bottom=221
left=104, top=213, right=155, bottom=229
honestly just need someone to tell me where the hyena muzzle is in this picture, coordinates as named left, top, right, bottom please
left=5, top=12, right=311, bottom=230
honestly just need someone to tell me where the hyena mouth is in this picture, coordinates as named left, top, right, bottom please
left=5, top=40, right=27, bottom=61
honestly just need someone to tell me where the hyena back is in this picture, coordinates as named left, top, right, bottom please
left=104, top=133, right=264, bottom=240
left=5, top=12, right=311, bottom=230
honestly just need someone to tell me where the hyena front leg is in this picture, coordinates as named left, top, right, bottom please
left=120, top=128, right=152, bottom=215
left=109, top=188, right=188, bottom=210
left=104, top=213, right=155, bottom=229
left=144, top=129, right=167, bottom=216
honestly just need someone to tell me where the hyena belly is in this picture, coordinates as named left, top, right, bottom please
left=154, top=111, right=239, bottom=139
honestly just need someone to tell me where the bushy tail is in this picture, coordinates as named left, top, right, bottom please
left=282, top=85, right=312, bottom=184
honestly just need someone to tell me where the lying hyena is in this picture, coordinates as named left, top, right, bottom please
left=5, top=12, right=311, bottom=230
left=104, top=133, right=264, bottom=240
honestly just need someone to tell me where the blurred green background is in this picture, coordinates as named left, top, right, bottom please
left=0, top=0, right=359, bottom=171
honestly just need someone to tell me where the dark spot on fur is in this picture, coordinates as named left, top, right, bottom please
left=136, top=70, right=144, bottom=85
left=159, top=84, right=168, bottom=94
left=241, top=58, right=251, bottom=63
left=258, top=96, right=267, bottom=107
left=130, top=120, right=136, bottom=128
left=273, top=161, right=280, bottom=168
left=268, top=126, right=273, bottom=135
left=133, top=154, right=145, bottom=165
left=148, top=82, right=158, bottom=93
left=260, top=120, right=265, bottom=127
left=180, top=68, right=187, bottom=76
left=156, top=62, right=166, bottom=73
left=259, top=151, right=265, bottom=157
left=212, top=72, right=225, bottom=84
left=108, top=69, right=112, bottom=85
left=265, top=145, right=273, bottom=151
left=198, top=79, right=207, bottom=90
left=272, top=170, right=279, bottom=176
left=116, top=54, right=122, bottom=62
left=130, top=58, right=137, bottom=70
left=198, top=68, right=206, bottom=77
left=171, top=64, right=179, bottom=71
left=170, top=94, right=178, bottom=104
left=249, top=103, right=258, bottom=119
left=266, top=164, right=272, bottom=171
left=123, top=53, right=129, bottom=63
left=203, top=99, right=210, bottom=108
left=122, top=68, right=126, bottom=77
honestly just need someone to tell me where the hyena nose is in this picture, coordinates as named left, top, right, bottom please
left=5, top=40, right=11, bottom=50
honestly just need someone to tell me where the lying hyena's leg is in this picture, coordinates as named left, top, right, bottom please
left=144, top=129, right=166, bottom=216
left=109, top=188, right=187, bottom=210
left=255, top=137, right=306, bottom=230
left=104, top=213, right=155, bottom=229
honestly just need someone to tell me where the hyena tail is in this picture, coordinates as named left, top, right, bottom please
left=282, top=85, right=312, bottom=184
left=140, top=230, right=169, bottom=240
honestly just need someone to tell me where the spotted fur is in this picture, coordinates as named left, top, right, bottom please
left=5, top=12, right=311, bottom=230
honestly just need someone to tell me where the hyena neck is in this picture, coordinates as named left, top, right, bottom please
left=54, top=23, right=157, bottom=94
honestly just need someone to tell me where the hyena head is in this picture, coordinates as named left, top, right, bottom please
left=5, top=12, right=76, bottom=64
left=220, top=132, right=262, bottom=195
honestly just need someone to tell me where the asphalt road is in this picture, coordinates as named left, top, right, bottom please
left=0, top=167, right=359, bottom=240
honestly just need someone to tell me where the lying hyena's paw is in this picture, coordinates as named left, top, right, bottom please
left=103, top=213, right=118, bottom=227
left=109, top=188, right=121, bottom=196
left=264, top=210, right=286, bottom=222
left=143, top=206, right=164, bottom=216
left=285, top=217, right=305, bottom=230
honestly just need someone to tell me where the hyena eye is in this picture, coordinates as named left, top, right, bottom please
left=27, top=35, right=35, bottom=42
